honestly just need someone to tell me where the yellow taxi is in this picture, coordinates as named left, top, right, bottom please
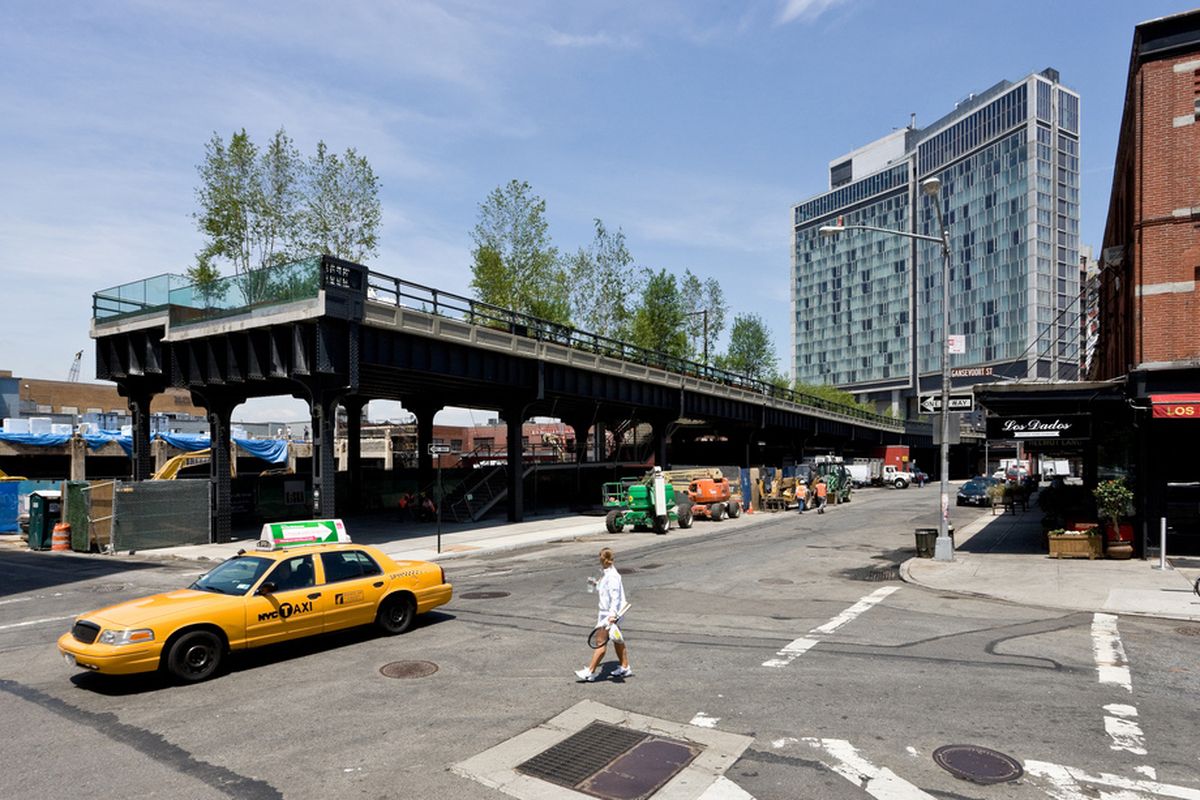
left=57, top=519, right=452, bottom=683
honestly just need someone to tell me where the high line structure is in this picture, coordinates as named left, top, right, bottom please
left=92, top=256, right=932, bottom=539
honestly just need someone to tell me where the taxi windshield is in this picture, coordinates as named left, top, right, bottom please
left=190, top=556, right=273, bottom=596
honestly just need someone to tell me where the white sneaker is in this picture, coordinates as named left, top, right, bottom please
left=575, top=668, right=599, bottom=682
left=612, top=666, right=633, bottom=678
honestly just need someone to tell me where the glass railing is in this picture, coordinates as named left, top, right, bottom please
left=93, top=273, right=191, bottom=320
left=168, top=257, right=322, bottom=325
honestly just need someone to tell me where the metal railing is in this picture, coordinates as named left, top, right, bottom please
left=364, top=269, right=903, bottom=430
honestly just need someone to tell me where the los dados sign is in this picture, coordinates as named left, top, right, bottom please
left=986, top=414, right=1091, bottom=441
left=1151, top=394, right=1200, bottom=419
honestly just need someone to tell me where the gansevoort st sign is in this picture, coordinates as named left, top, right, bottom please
left=986, top=414, right=1091, bottom=442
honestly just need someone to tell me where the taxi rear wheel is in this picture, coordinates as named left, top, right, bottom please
left=165, top=630, right=223, bottom=683
left=377, top=595, right=416, bottom=635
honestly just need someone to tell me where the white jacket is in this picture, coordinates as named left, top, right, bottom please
left=596, top=566, right=627, bottom=625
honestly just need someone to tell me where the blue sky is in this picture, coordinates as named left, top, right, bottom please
left=1, top=0, right=1194, bottom=424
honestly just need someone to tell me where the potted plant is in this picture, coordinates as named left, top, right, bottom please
left=1093, top=480, right=1134, bottom=559
left=1047, top=526, right=1103, bottom=560
left=986, top=482, right=1007, bottom=515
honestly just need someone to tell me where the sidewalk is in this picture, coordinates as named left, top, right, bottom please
left=103, top=507, right=780, bottom=566
left=902, top=508, right=1200, bottom=622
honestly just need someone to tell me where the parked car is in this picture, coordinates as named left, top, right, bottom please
left=957, top=479, right=993, bottom=506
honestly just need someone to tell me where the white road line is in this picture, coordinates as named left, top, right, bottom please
left=800, top=738, right=936, bottom=799
left=0, top=597, right=33, bottom=606
left=0, top=615, right=75, bottom=631
left=1102, top=703, right=1148, bottom=756
left=763, top=586, right=899, bottom=668
left=1025, top=759, right=1200, bottom=799
left=1091, top=612, right=1132, bottom=692
left=811, top=586, right=900, bottom=635
left=689, top=712, right=720, bottom=728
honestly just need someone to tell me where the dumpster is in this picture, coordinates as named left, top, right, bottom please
left=28, top=490, right=62, bottom=550
left=914, top=526, right=955, bottom=558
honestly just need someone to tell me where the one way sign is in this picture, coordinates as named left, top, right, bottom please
left=919, top=393, right=974, bottom=413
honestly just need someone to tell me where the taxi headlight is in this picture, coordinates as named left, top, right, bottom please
left=99, top=628, right=156, bottom=646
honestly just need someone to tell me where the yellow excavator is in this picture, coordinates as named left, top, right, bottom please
left=152, top=449, right=222, bottom=480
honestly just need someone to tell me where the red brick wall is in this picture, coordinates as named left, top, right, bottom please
left=1135, top=55, right=1200, bottom=365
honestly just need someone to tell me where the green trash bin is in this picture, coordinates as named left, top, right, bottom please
left=28, top=490, right=63, bottom=551
left=914, top=527, right=937, bottom=558
left=914, top=526, right=955, bottom=558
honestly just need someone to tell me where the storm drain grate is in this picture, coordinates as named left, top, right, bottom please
left=91, top=583, right=127, bottom=594
left=933, top=744, right=1023, bottom=784
left=841, top=565, right=902, bottom=582
left=460, top=591, right=510, bottom=599
left=518, top=722, right=648, bottom=789
left=1176, top=626, right=1200, bottom=637
left=758, top=578, right=793, bottom=585
left=517, top=722, right=702, bottom=800
left=379, top=660, right=438, bottom=679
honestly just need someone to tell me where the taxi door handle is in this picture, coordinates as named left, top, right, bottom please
left=372, top=581, right=384, bottom=588
left=307, top=592, right=321, bottom=599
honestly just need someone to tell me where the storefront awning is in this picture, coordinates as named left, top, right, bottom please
left=1151, top=393, right=1200, bottom=419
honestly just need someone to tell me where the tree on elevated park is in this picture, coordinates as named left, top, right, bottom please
left=469, top=179, right=570, bottom=325
left=680, top=269, right=726, bottom=365
left=629, top=269, right=689, bottom=360
left=716, top=312, right=777, bottom=382
left=567, top=219, right=643, bottom=341
left=190, top=127, right=381, bottom=306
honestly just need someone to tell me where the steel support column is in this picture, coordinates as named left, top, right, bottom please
left=191, top=390, right=242, bottom=542
left=126, top=389, right=155, bottom=481
left=310, top=392, right=340, bottom=518
left=504, top=406, right=526, bottom=522
left=409, top=400, right=442, bottom=491
left=650, top=418, right=671, bottom=469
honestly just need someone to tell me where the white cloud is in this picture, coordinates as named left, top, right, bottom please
left=777, top=0, right=851, bottom=25
left=544, top=28, right=638, bottom=49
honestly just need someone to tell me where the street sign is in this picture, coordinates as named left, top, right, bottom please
left=428, top=444, right=451, bottom=455
left=919, top=393, right=975, bottom=414
left=951, top=366, right=993, bottom=378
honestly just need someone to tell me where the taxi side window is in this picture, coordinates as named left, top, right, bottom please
left=351, top=551, right=382, bottom=576
left=320, top=552, right=363, bottom=583
left=267, top=555, right=315, bottom=593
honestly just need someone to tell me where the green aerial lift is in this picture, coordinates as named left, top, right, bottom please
left=602, top=467, right=692, bottom=534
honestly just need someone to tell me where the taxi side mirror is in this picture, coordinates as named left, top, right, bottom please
left=257, top=581, right=277, bottom=595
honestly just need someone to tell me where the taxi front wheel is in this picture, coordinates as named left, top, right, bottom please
left=377, top=595, right=415, bottom=635
left=165, top=630, right=223, bottom=683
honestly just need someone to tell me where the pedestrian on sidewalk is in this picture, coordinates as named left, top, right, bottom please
left=576, top=547, right=631, bottom=682
left=814, top=477, right=828, bottom=514
left=796, top=479, right=808, bottom=514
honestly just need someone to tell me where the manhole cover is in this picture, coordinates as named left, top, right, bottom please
left=91, top=583, right=127, bottom=594
left=638, top=563, right=663, bottom=570
left=621, top=568, right=637, bottom=574
left=379, top=660, right=438, bottom=679
left=933, top=744, right=1023, bottom=784
left=460, top=591, right=510, bottom=599
left=841, top=565, right=901, bottom=582
left=758, top=578, right=793, bottom=585
left=1176, top=626, right=1200, bottom=637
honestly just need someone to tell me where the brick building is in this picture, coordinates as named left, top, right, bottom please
left=1093, top=9, right=1200, bottom=377
left=0, top=369, right=205, bottom=422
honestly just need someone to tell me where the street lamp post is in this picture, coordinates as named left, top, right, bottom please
left=819, top=176, right=954, bottom=562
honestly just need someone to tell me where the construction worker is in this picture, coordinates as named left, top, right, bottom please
left=814, top=477, right=828, bottom=514
left=796, top=479, right=808, bottom=514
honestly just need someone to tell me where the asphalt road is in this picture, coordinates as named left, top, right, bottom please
left=2, top=488, right=1197, bottom=799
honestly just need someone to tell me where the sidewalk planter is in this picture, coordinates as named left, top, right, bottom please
left=1094, top=480, right=1135, bottom=560
left=1047, top=529, right=1103, bottom=559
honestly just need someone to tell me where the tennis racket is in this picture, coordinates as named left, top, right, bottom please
left=586, top=601, right=632, bottom=647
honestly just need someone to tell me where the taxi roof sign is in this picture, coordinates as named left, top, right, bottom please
left=257, top=519, right=350, bottom=551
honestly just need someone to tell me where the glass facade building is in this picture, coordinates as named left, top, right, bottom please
left=791, top=70, right=1081, bottom=413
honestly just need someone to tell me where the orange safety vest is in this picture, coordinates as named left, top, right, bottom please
left=815, top=482, right=828, bottom=498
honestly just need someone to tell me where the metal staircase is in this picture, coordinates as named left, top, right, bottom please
left=444, top=464, right=537, bottom=523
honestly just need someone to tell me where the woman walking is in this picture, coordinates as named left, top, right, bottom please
left=575, top=547, right=632, bottom=682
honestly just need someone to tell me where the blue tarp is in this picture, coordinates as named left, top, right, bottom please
left=0, top=433, right=71, bottom=447
left=0, top=431, right=287, bottom=464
